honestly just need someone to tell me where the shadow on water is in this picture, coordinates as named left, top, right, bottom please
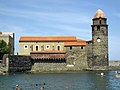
left=0, top=71, right=120, bottom=90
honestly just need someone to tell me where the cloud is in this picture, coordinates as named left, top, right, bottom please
left=0, top=24, right=25, bottom=33
left=109, top=35, right=120, bottom=60
left=0, top=0, right=97, bottom=53
left=0, top=7, right=91, bottom=24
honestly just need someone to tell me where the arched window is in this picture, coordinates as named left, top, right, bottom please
left=36, top=46, right=39, bottom=51
left=57, top=46, right=60, bottom=51
left=97, top=26, right=100, bottom=31
left=99, top=20, right=102, bottom=24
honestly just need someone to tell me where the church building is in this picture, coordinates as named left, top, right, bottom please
left=19, top=9, right=109, bottom=70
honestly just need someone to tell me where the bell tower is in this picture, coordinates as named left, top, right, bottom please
left=91, top=9, right=108, bottom=66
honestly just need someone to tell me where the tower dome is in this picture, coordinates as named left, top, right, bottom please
left=94, top=9, right=106, bottom=18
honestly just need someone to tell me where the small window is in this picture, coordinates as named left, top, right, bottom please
left=36, top=46, right=39, bottom=51
left=97, top=26, right=100, bottom=31
left=81, top=46, right=83, bottom=49
left=24, top=45, right=28, bottom=49
left=57, top=46, right=60, bottom=51
left=99, top=20, right=101, bottom=24
left=70, top=46, right=72, bottom=50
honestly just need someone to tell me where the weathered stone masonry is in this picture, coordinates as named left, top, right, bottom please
left=8, top=55, right=31, bottom=72
left=91, top=11, right=108, bottom=67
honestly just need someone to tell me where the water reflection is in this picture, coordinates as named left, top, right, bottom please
left=0, top=71, right=120, bottom=90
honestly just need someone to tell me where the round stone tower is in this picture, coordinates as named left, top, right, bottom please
left=91, top=9, right=109, bottom=66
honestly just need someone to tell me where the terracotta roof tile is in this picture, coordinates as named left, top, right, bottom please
left=30, top=50, right=66, bottom=54
left=77, top=39, right=86, bottom=42
left=19, top=36, right=77, bottom=42
left=64, top=40, right=86, bottom=46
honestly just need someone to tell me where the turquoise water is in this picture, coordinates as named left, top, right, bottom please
left=0, top=71, right=120, bottom=90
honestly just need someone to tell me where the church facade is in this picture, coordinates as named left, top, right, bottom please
left=19, top=9, right=109, bottom=70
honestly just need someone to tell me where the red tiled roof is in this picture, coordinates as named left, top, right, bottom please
left=64, top=42, right=86, bottom=46
left=19, top=36, right=77, bottom=42
left=64, top=39, right=87, bottom=46
left=77, top=39, right=86, bottom=42
left=30, top=50, right=66, bottom=54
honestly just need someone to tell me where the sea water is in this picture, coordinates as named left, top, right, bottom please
left=0, top=71, right=120, bottom=90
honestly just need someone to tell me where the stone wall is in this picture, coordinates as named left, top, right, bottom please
left=86, top=41, right=93, bottom=67
left=8, top=55, right=32, bottom=72
left=4, top=46, right=89, bottom=73
left=30, top=46, right=88, bottom=72
left=31, top=63, right=67, bottom=72
left=65, top=46, right=88, bottom=70
left=19, top=42, right=64, bottom=55
left=92, top=18, right=108, bottom=67
left=31, top=62, right=86, bottom=72
left=2, top=44, right=110, bottom=73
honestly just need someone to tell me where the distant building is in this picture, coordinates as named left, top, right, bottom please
left=19, top=9, right=109, bottom=69
left=0, top=32, right=14, bottom=54
left=109, top=61, right=120, bottom=67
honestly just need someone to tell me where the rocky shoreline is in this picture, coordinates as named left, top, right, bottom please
left=0, top=66, right=120, bottom=75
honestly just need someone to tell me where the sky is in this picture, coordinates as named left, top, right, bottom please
left=0, top=0, right=120, bottom=60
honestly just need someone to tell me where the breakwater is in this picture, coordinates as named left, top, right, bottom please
left=3, top=55, right=32, bottom=72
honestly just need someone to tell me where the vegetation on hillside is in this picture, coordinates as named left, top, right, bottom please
left=0, top=40, right=11, bottom=60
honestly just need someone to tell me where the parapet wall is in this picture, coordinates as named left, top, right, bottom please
left=31, top=62, right=86, bottom=72
left=31, top=63, right=67, bottom=72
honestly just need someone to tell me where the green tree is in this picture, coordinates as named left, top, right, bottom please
left=0, top=40, right=11, bottom=59
left=6, top=42, right=11, bottom=54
